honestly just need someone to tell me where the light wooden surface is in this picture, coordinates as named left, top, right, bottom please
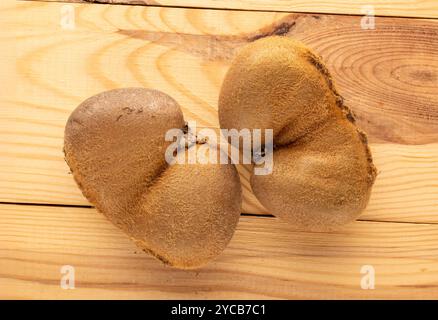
left=1, top=204, right=437, bottom=299
left=1, top=0, right=438, bottom=299
left=27, top=0, right=438, bottom=19
left=2, top=1, right=438, bottom=220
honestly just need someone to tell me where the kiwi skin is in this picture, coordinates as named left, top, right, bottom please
left=64, top=88, right=242, bottom=269
left=219, top=36, right=377, bottom=231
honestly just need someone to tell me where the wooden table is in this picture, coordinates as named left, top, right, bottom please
left=1, top=0, right=437, bottom=299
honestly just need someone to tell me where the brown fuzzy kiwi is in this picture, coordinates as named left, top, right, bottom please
left=218, top=36, right=377, bottom=231
left=64, top=88, right=242, bottom=268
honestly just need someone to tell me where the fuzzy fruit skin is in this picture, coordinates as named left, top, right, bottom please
left=133, top=144, right=242, bottom=268
left=219, top=36, right=377, bottom=231
left=64, top=88, right=242, bottom=268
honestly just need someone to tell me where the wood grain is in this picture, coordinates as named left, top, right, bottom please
left=1, top=203, right=437, bottom=299
left=1, top=1, right=438, bottom=222
left=4, top=2, right=438, bottom=142
left=2, top=1, right=438, bottom=300
left=25, top=0, right=438, bottom=19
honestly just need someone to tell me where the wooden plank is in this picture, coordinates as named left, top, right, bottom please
left=24, top=0, right=438, bottom=19
left=1, top=1, right=438, bottom=222
left=4, top=2, right=438, bottom=143
left=1, top=203, right=437, bottom=299
left=2, top=111, right=438, bottom=222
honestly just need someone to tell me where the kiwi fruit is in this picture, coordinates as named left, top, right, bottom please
left=64, top=88, right=242, bottom=269
left=218, top=36, right=377, bottom=231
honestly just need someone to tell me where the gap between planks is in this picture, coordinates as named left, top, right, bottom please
left=1, top=203, right=437, bottom=299
left=20, top=0, right=438, bottom=20
left=1, top=202, right=436, bottom=226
